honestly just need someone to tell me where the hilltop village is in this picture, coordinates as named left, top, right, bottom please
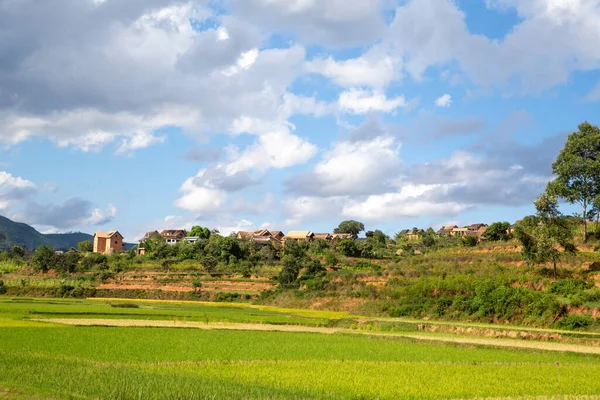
left=90, top=223, right=507, bottom=255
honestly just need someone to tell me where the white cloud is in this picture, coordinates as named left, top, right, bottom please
left=0, top=171, right=36, bottom=211
left=387, top=0, right=600, bottom=93
left=435, top=94, right=453, bottom=107
left=174, top=172, right=228, bottom=213
left=117, top=131, right=166, bottom=154
left=231, top=0, right=387, bottom=47
left=338, top=89, right=407, bottom=114
left=227, top=130, right=318, bottom=172
left=0, top=171, right=35, bottom=191
left=284, top=196, right=344, bottom=226
left=290, top=135, right=402, bottom=197
left=306, top=53, right=398, bottom=89
left=342, top=190, right=468, bottom=221
left=83, top=203, right=118, bottom=226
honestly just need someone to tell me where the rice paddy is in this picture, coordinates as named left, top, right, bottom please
left=1, top=297, right=600, bottom=399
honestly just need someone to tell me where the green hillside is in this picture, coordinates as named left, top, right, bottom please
left=44, top=233, right=93, bottom=251
left=0, top=216, right=92, bottom=251
left=0, top=216, right=49, bottom=251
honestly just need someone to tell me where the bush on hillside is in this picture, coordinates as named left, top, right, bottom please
left=336, top=240, right=359, bottom=257
left=549, top=278, right=592, bottom=297
left=30, top=245, right=56, bottom=272
left=556, top=315, right=594, bottom=330
left=278, top=255, right=301, bottom=286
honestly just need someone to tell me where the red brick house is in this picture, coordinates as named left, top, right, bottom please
left=93, top=231, right=123, bottom=254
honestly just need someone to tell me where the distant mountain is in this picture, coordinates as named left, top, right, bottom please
left=45, top=232, right=94, bottom=251
left=0, top=215, right=93, bottom=251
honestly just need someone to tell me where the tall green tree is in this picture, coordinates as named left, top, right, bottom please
left=189, top=225, right=211, bottom=239
left=30, top=245, right=56, bottom=272
left=547, top=122, right=600, bottom=242
left=333, top=220, right=365, bottom=239
left=514, top=193, right=575, bottom=279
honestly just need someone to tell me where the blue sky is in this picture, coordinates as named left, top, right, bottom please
left=1, top=0, right=599, bottom=241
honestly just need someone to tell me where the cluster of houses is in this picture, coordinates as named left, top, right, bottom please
left=92, top=229, right=355, bottom=255
left=235, top=229, right=354, bottom=247
left=92, top=223, right=518, bottom=255
left=398, top=223, right=490, bottom=241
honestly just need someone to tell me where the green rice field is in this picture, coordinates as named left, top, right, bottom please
left=1, top=297, right=600, bottom=399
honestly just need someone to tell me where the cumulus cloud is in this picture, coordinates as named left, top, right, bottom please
left=386, top=0, right=600, bottom=93
left=117, top=131, right=166, bottom=154
left=174, top=172, right=228, bottom=213
left=14, top=198, right=117, bottom=230
left=338, top=89, right=407, bottom=114
left=0, top=171, right=36, bottom=210
left=342, top=186, right=469, bottom=221
left=435, top=94, right=452, bottom=107
left=288, top=135, right=402, bottom=197
left=230, top=0, right=387, bottom=47
left=306, top=53, right=398, bottom=89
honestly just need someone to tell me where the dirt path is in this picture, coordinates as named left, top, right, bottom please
left=34, top=318, right=600, bottom=355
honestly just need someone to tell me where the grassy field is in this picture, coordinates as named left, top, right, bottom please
left=2, top=298, right=600, bottom=399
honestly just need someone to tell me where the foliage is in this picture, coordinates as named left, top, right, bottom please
left=192, top=279, right=203, bottom=292
left=336, top=239, right=359, bottom=257
left=0, top=280, right=5, bottom=295
left=11, top=245, right=25, bottom=258
left=514, top=193, right=575, bottom=278
left=333, top=220, right=365, bottom=239
left=547, top=121, right=600, bottom=242
left=55, top=252, right=81, bottom=274
left=78, top=240, right=92, bottom=253
left=555, top=315, right=594, bottom=330
left=30, top=245, right=56, bottom=272
left=365, top=230, right=387, bottom=245
left=484, top=222, right=511, bottom=241
left=309, top=239, right=330, bottom=254
left=278, top=255, right=301, bottom=286
left=305, top=259, right=325, bottom=276
left=461, top=235, right=478, bottom=247
left=81, top=253, right=108, bottom=271
left=201, top=256, right=218, bottom=274
left=324, top=252, right=338, bottom=267
left=282, top=239, right=308, bottom=259
left=549, top=279, right=592, bottom=297
left=189, top=225, right=211, bottom=239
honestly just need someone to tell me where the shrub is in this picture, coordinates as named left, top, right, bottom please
left=0, top=280, right=6, bottom=295
left=55, top=252, right=81, bottom=274
left=461, top=235, right=479, bottom=247
left=324, top=252, right=338, bottom=267
left=30, top=245, right=56, bottom=272
left=110, top=302, right=140, bottom=308
left=556, top=315, right=594, bottom=330
left=305, top=259, right=325, bottom=276
left=192, top=279, right=203, bottom=292
left=201, top=256, right=218, bottom=273
left=212, top=292, right=241, bottom=302
left=336, top=240, right=359, bottom=257
left=81, top=253, right=108, bottom=271
left=549, top=279, right=592, bottom=297
left=11, top=245, right=25, bottom=258
left=278, top=255, right=301, bottom=286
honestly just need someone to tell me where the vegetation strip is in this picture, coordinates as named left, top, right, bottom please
left=33, top=318, right=600, bottom=355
